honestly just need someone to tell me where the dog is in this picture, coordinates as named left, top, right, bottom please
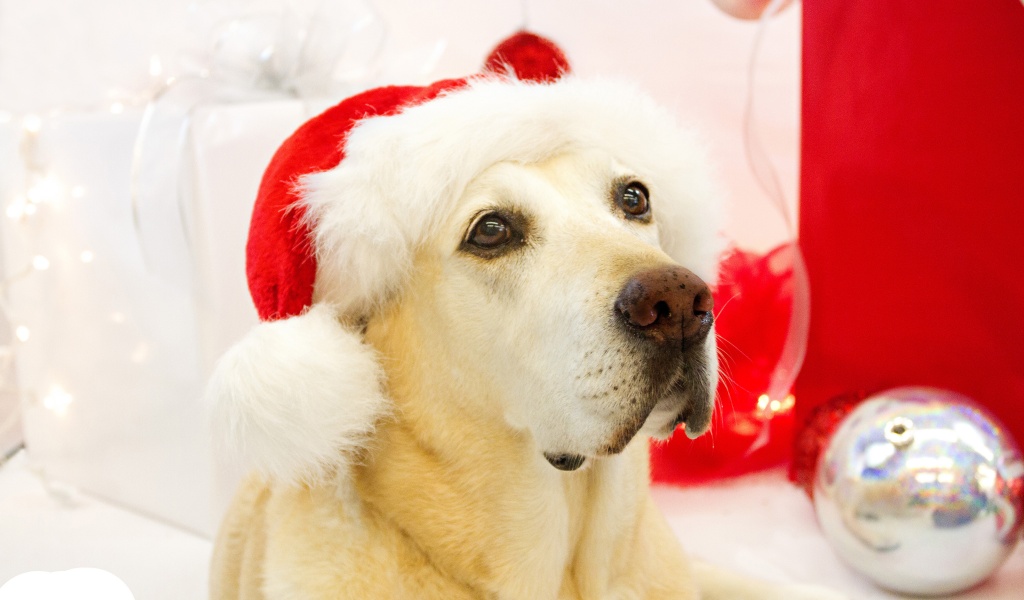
left=206, top=40, right=844, bottom=599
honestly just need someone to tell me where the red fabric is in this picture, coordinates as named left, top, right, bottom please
left=795, top=2, right=1024, bottom=456
left=651, top=245, right=796, bottom=484
left=483, top=31, right=571, bottom=81
left=246, top=32, right=570, bottom=321
left=247, top=85, right=420, bottom=320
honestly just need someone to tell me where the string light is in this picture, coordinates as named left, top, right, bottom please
left=22, top=114, right=42, bottom=134
left=149, top=55, right=163, bottom=78
left=42, top=385, right=73, bottom=417
left=3, top=108, right=103, bottom=448
left=109, top=102, right=125, bottom=114
left=130, top=343, right=150, bottom=364
left=6, top=199, right=26, bottom=219
left=26, top=174, right=64, bottom=205
left=756, top=393, right=796, bottom=419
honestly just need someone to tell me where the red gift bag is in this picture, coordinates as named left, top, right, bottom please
left=796, top=2, right=1024, bottom=449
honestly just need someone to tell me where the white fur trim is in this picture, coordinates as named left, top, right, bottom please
left=206, top=304, right=389, bottom=485
left=301, top=76, right=725, bottom=316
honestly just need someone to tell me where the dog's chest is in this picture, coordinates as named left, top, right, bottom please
left=369, top=446, right=646, bottom=599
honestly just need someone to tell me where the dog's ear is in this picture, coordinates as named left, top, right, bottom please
left=206, top=303, right=390, bottom=485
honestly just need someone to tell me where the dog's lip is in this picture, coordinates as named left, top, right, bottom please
left=640, top=370, right=714, bottom=441
left=675, top=408, right=711, bottom=440
left=669, top=386, right=713, bottom=440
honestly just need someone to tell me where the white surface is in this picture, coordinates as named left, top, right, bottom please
left=0, top=452, right=210, bottom=600
left=2, top=451, right=1021, bottom=600
left=0, top=568, right=135, bottom=600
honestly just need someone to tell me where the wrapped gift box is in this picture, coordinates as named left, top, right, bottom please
left=0, top=100, right=311, bottom=535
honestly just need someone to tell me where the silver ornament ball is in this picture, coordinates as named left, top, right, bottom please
left=813, top=386, right=1024, bottom=596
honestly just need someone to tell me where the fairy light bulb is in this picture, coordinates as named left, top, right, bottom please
left=6, top=198, right=26, bottom=219
left=22, top=114, right=42, bottom=134
left=27, top=175, right=64, bottom=205
left=42, top=385, right=73, bottom=416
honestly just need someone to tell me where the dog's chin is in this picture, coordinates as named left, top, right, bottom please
left=541, top=342, right=715, bottom=472
left=640, top=388, right=714, bottom=442
left=543, top=379, right=715, bottom=473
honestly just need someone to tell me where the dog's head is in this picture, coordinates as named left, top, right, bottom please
left=211, top=76, right=724, bottom=483
left=395, top=149, right=718, bottom=470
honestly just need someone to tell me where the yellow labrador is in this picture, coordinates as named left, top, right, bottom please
left=208, top=77, right=843, bottom=600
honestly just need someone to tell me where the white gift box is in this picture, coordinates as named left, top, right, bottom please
left=0, top=100, right=311, bottom=536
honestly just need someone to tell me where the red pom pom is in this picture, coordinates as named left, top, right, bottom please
left=483, top=31, right=571, bottom=82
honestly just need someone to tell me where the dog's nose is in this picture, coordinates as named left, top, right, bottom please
left=614, top=266, right=714, bottom=348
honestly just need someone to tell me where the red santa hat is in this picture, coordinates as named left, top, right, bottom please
left=207, top=32, right=721, bottom=484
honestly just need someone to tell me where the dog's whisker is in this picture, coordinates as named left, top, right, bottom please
left=716, top=333, right=753, bottom=363
left=712, top=292, right=742, bottom=320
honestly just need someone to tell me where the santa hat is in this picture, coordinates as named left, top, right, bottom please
left=207, top=32, right=722, bottom=484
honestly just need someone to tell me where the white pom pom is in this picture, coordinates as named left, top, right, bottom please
left=207, top=304, right=390, bottom=485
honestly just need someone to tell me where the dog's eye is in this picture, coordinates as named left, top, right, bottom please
left=618, top=182, right=650, bottom=218
left=468, top=214, right=513, bottom=248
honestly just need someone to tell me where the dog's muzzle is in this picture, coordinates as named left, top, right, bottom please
left=613, top=266, right=713, bottom=350
left=614, top=265, right=716, bottom=442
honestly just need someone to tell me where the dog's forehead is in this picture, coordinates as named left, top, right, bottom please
left=454, top=151, right=639, bottom=220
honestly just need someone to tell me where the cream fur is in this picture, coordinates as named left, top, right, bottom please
left=206, top=304, right=389, bottom=485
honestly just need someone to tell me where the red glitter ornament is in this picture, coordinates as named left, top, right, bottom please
left=788, top=391, right=868, bottom=497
